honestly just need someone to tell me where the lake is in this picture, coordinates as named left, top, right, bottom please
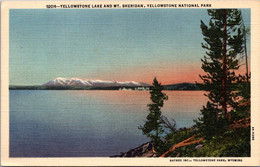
left=10, top=90, right=207, bottom=157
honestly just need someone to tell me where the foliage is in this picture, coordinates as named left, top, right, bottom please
left=196, top=9, right=245, bottom=137
left=190, top=127, right=250, bottom=157
left=230, top=74, right=251, bottom=121
left=139, top=77, right=168, bottom=150
left=159, top=124, right=250, bottom=157
left=163, top=126, right=198, bottom=157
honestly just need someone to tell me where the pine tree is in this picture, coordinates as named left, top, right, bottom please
left=197, top=9, right=244, bottom=136
left=139, top=77, right=168, bottom=149
left=241, top=17, right=250, bottom=81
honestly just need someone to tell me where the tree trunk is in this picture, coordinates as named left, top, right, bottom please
left=243, top=22, right=249, bottom=82
left=222, top=9, right=228, bottom=120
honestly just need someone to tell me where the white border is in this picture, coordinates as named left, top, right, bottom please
left=1, top=1, right=260, bottom=166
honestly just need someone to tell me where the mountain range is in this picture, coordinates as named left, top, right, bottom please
left=43, top=77, right=151, bottom=87
left=9, top=77, right=200, bottom=90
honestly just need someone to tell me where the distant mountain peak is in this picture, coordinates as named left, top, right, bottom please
left=43, top=77, right=151, bottom=87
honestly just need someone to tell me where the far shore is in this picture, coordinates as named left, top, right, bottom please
left=9, top=83, right=201, bottom=91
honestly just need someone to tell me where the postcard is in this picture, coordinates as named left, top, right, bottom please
left=1, top=0, right=260, bottom=166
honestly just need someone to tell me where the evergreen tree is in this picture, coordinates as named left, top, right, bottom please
left=139, top=77, right=168, bottom=149
left=230, top=73, right=250, bottom=121
left=197, top=9, right=244, bottom=137
left=241, top=17, right=250, bottom=81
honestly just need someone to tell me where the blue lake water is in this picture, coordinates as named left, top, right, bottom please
left=10, top=90, right=207, bottom=157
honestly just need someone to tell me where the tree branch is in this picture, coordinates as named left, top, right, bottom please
left=160, top=135, right=204, bottom=157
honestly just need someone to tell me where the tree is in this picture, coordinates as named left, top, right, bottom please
left=230, top=74, right=250, bottom=121
left=197, top=9, right=245, bottom=136
left=139, top=77, right=168, bottom=149
left=241, top=17, right=250, bottom=82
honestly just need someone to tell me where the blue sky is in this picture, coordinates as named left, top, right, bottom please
left=9, top=9, right=250, bottom=85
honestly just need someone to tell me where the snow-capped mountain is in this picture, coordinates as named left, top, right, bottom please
left=43, top=77, right=150, bottom=87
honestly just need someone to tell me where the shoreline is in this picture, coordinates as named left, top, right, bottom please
left=111, top=142, right=156, bottom=157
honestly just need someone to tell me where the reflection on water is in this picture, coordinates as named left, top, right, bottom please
left=10, top=90, right=207, bottom=157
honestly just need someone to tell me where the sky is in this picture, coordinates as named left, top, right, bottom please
left=9, top=9, right=250, bottom=85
